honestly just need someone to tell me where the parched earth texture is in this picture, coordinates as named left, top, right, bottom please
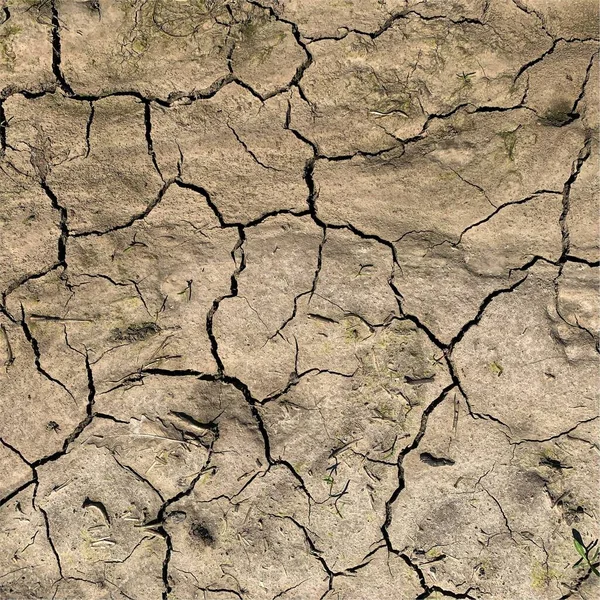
left=0, top=1, right=598, bottom=600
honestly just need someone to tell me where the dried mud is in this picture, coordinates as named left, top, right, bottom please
left=0, top=1, right=598, bottom=600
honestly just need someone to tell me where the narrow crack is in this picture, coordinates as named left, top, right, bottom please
left=380, top=382, right=456, bottom=554
left=563, top=50, right=598, bottom=125
left=246, top=0, right=314, bottom=100
left=564, top=254, right=600, bottom=268
left=2, top=263, right=63, bottom=311
left=265, top=225, right=326, bottom=343
left=226, top=123, right=282, bottom=171
left=29, top=349, right=95, bottom=471
left=0, top=99, right=7, bottom=155
left=50, top=0, right=74, bottom=96
left=0, top=478, right=35, bottom=509
left=559, top=135, right=593, bottom=263
left=161, top=529, right=173, bottom=600
left=35, top=484, right=64, bottom=578
left=206, top=226, right=245, bottom=375
left=302, top=8, right=490, bottom=43
left=144, top=101, right=163, bottom=180
left=84, top=100, right=94, bottom=158
left=448, top=276, right=528, bottom=350
left=271, top=514, right=335, bottom=584
left=0, top=4, right=9, bottom=26
left=513, top=415, right=599, bottom=445
left=40, top=180, right=68, bottom=267
left=72, top=178, right=175, bottom=237
left=509, top=0, right=554, bottom=39
left=512, top=37, right=598, bottom=84
left=18, top=304, right=76, bottom=403
left=557, top=569, right=594, bottom=599
left=449, top=189, right=561, bottom=248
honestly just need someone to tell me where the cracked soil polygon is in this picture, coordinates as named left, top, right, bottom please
left=0, top=1, right=598, bottom=600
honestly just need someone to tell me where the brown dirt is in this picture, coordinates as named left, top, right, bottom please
left=0, top=1, right=598, bottom=599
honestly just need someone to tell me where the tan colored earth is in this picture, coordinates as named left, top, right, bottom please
left=0, top=1, right=599, bottom=599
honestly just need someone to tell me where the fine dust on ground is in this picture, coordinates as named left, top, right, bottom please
left=0, top=1, right=598, bottom=600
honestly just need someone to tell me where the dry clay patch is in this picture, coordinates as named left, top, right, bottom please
left=0, top=1, right=598, bottom=600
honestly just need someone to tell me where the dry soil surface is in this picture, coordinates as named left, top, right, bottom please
left=0, top=1, right=599, bottom=600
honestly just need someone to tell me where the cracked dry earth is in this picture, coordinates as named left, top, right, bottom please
left=0, top=1, right=599, bottom=600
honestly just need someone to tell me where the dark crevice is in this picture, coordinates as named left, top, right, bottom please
left=317, top=144, right=401, bottom=162
left=479, top=484, right=515, bottom=538
left=394, top=312, right=447, bottom=353
left=144, top=101, right=163, bottom=180
left=0, top=478, right=35, bottom=509
left=447, top=190, right=562, bottom=248
left=396, top=548, right=478, bottom=599
left=509, top=0, right=554, bottom=39
left=227, top=123, right=281, bottom=171
left=2, top=263, right=63, bottom=311
left=448, top=276, right=528, bottom=350
left=380, top=382, right=456, bottom=553
left=177, top=177, right=311, bottom=230
left=374, top=382, right=480, bottom=599
left=564, top=255, right=600, bottom=268
left=142, top=368, right=217, bottom=379
left=19, top=305, right=76, bottom=403
left=419, top=452, right=455, bottom=467
left=415, top=581, right=477, bottom=600
left=513, top=416, right=598, bottom=445
left=201, top=587, right=244, bottom=600
left=553, top=268, right=599, bottom=351
left=50, top=0, right=238, bottom=107
left=265, top=226, right=326, bottom=343
left=445, top=356, right=514, bottom=433
left=40, top=180, right=68, bottom=267
left=111, top=453, right=165, bottom=503
left=230, top=76, right=266, bottom=101
left=245, top=207, right=311, bottom=228
left=29, top=351, right=95, bottom=471
left=36, top=487, right=64, bottom=577
left=246, top=0, right=314, bottom=98
left=508, top=254, right=558, bottom=276
left=558, top=50, right=598, bottom=126
left=303, top=8, right=489, bottom=44
left=559, top=135, right=593, bottom=263
left=205, top=226, right=245, bottom=376
left=174, top=179, right=229, bottom=229
left=273, top=514, right=335, bottom=581
left=94, top=412, right=129, bottom=425
left=0, top=99, right=7, bottom=155
left=0, top=435, right=32, bottom=467
left=72, top=178, right=175, bottom=237
left=334, top=543, right=387, bottom=576
left=84, top=101, right=94, bottom=158
left=83, top=351, right=96, bottom=416
left=50, top=0, right=75, bottom=96
left=512, top=37, right=598, bottom=84
left=571, top=51, right=598, bottom=115
left=557, top=569, right=593, bottom=600
left=284, top=99, right=319, bottom=154
left=161, top=529, right=173, bottom=600
left=0, top=5, right=9, bottom=26
left=0, top=7, right=594, bottom=598
left=261, top=366, right=356, bottom=406
left=302, top=148, right=404, bottom=273
left=513, top=38, right=561, bottom=82
left=215, top=372, right=318, bottom=504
